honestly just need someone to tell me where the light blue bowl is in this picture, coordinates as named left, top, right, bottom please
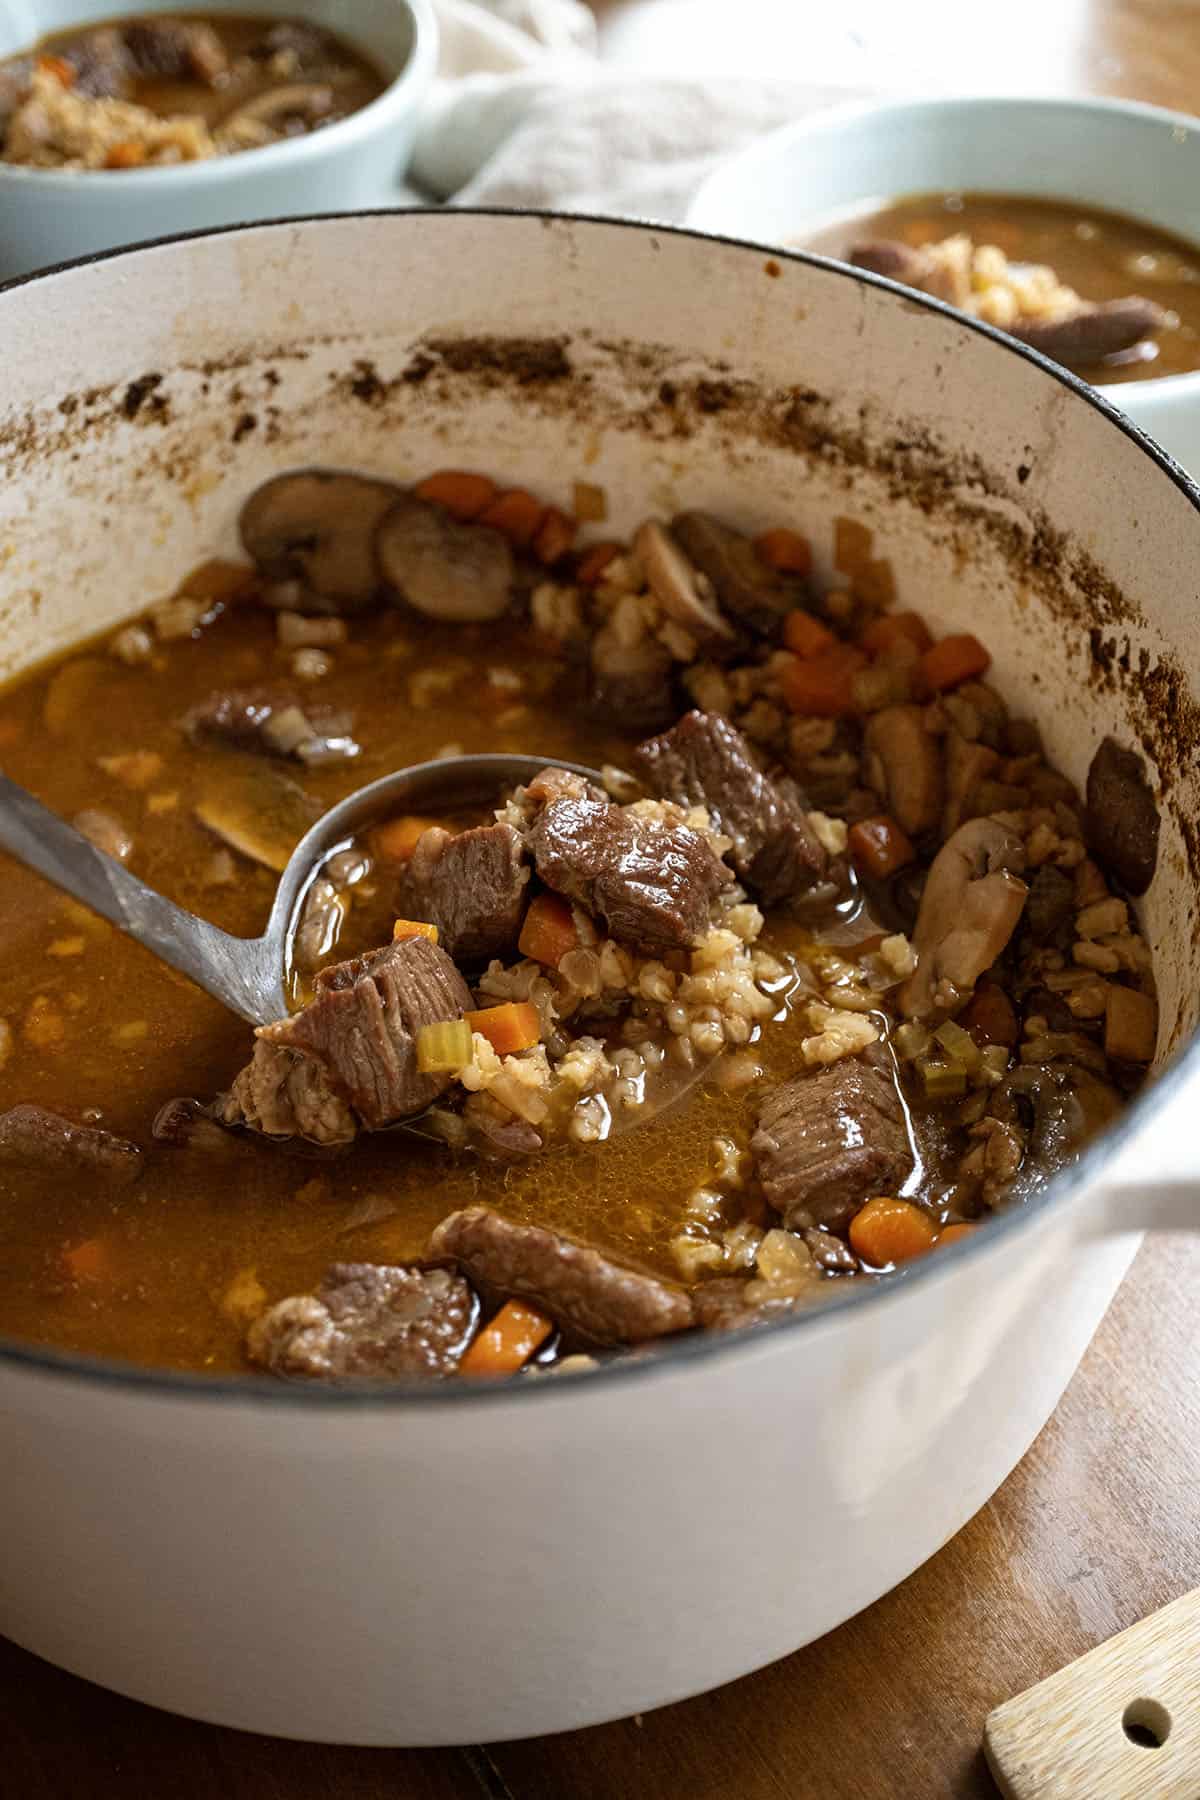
left=688, top=95, right=1200, bottom=475
left=0, top=0, right=437, bottom=280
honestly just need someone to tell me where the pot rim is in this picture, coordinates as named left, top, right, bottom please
left=0, top=206, right=1194, bottom=1410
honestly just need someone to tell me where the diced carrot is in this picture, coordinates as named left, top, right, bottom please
left=461, top=1299, right=553, bottom=1377
left=859, top=610, right=934, bottom=657
left=478, top=489, right=546, bottom=549
left=575, top=541, right=622, bottom=586
left=778, top=643, right=868, bottom=718
left=518, top=892, right=579, bottom=967
left=573, top=481, right=607, bottom=523
left=959, top=983, right=1019, bottom=1049
left=848, top=815, right=915, bottom=879
left=37, top=54, right=76, bottom=86
left=834, top=516, right=873, bottom=575
left=755, top=527, right=813, bottom=576
left=533, top=506, right=578, bottom=565
left=373, top=815, right=439, bottom=862
left=105, top=141, right=147, bottom=169
left=63, top=1237, right=110, bottom=1283
left=782, top=609, right=836, bottom=659
left=413, top=470, right=497, bottom=521
left=919, top=633, right=992, bottom=692
left=465, top=1001, right=541, bottom=1055
left=936, top=1223, right=978, bottom=1248
left=392, top=919, right=439, bottom=945
left=848, top=1197, right=937, bottom=1267
left=853, top=557, right=897, bottom=608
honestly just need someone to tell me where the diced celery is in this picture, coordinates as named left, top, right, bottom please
left=918, top=1056, right=968, bottom=1099
left=934, top=1019, right=981, bottom=1071
left=892, top=1021, right=931, bottom=1063
left=416, top=1017, right=473, bottom=1075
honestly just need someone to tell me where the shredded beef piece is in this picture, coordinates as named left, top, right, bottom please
left=395, top=822, right=530, bottom=962
left=751, top=1056, right=913, bottom=1233
left=529, top=790, right=730, bottom=951
left=259, top=935, right=472, bottom=1129
left=635, top=710, right=827, bottom=905
left=429, top=1207, right=695, bottom=1344
left=247, top=1262, right=477, bottom=1381
left=0, top=1103, right=141, bottom=1185
left=219, top=1040, right=357, bottom=1146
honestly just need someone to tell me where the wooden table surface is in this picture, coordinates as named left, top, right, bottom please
left=7, top=3, right=1200, bottom=1796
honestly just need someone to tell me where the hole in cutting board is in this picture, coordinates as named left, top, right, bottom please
left=1122, top=1698, right=1172, bottom=1748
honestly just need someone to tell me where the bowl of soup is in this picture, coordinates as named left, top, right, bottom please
left=687, top=95, right=1200, bottom=473
left=0, top=0, right=436, bottom=278
left=0, top=209, right=1198, bottom=1743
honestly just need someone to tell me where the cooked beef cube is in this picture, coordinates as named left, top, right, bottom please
left=1085, top=736, right=1160, bottom=895
left=63, top=31, right=130, bottom=98
left=395, top=822, right=529, bottom=963
left=219, top=1041, right=357, bottom=1147
left=429, top=1207, right=694, bottom=1344
left=122, top=19, right=228, bottom=84
left=0, top=1103, right=140, bottom=1186
left=525, top=766, right=606, bottom=808
left=751, top=1057, right=913, bottom=1233
left=247, top=1262, right=477, bottom=1381
left=529, top=789, right=730, bottom=950
left=184, top=687, right=359, bottom=767
left=1023, top=865, right=1076, bottom=945
left=153, top=1096, right=248, bottom=1158
left=672, top=512, right=800, bottom=637
left=259, top=935, right=472, bottom=1130
left=635, top=711, right=827, bottom=905
left=803, top=1228, right=859, bottom=1274
left=692, top=1276, right=804, bottom=1332
left=588, top=627, right=677, bottom=731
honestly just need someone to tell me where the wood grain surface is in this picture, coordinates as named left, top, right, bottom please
left=4, top=3, right=1200, bottom=1796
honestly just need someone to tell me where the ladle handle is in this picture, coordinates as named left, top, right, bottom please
left=0, top=773, right=281, bottom=1025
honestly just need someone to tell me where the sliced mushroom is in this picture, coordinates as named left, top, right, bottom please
left=672, top=511, right=797, bottom=638
left=239, top=470, right=401, bottom=613
left=988, top=1062, right=1120, bottom=1199
left=941, top=730, right=1000, bottom=837
left=900, top=818, right=1028, bottom=1019
left=633, top=520, right=739, bottom=657
left=588, top=623, right=676, bottom=730
left=1010, top=297, right=1167, bottom=367
left=1084, top=735, right=1160, bottom=895
left=221, top=83, right=336, bottom=136
left=861, top=704, right=943, bottom=836
left=194, top=761, right=320, bottom=873
left=375, top=494, right=514, bottom=623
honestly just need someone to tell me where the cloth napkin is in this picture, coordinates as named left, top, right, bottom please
left=413, top=0, right=865, bottom=220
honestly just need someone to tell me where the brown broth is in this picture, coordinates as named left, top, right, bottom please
left=804, top=192, right=1200, bottom=384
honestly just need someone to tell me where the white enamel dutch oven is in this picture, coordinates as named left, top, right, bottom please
left=0, top=0, right=437, bottom=280
left=0, top=213, right=1198, bottom=1747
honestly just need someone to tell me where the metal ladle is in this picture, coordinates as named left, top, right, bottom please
left=0, top=754, right=603, bottom=1025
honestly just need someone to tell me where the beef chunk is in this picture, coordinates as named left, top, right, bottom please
left=751, top=1057, right=913, bottom=1233
left=184, top=688, right=359, bottom=767
left=635, top=711, right=827, bottom=905
left=219, top=1041, right=358, bottom=1146
left=259, top=935, right=472, bottom=1130
left=692, top=1276, right=803, bottom=1332
left=429, top=1207, right=694, bottom=1344
left=63, top=31, right=130, bottom=98
left=0, top=1103, right=141, bottom=1186
left=247, top=1262, right=477, bottom=1382
left=588, top=627, right=677, bottom=731
left=395, top=822, right=530, bottom=963
left=1023, top=865, right=1076, bottom=945
left=671, top=512, right=800, bottom=637
left=122, top=19, right=228, bottom=83
left=1085, top=736, right=1160, bottom=896
left=529, top=791, right=730, bottom=951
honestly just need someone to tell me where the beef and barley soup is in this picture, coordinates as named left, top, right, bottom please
left=0, top=466, right=1161, bottom=1382
left=0, top=13, right=385, bottom=170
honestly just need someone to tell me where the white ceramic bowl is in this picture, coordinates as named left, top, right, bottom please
left=1, top=211, right=1199, bottom=1744
left=688, top=95, right=1200, bottom=473
left=0, top=0, right=437, bottom=280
